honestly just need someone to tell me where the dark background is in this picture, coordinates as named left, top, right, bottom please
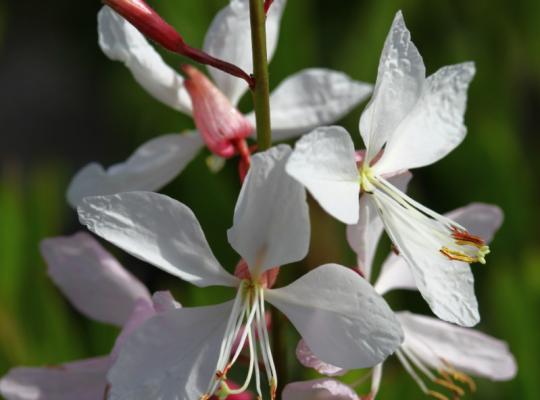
left=1, top=0, right=539, bottom=398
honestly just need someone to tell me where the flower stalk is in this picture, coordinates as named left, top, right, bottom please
left=249, top=0, right=272, bottom=151
left=103, top=0, right=253, bottom=86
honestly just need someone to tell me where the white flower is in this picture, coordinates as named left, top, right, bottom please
left=0, top=232, right=180, bottom=400
left=66, top=0, right=372, bottom=208
left=295, top=202, right=516, bottom=400
left=77, top=146, right=402, bottom=400
left=286, top=11, right=483, bottom=326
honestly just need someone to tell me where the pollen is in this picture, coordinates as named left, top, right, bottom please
left=426, top=390, right=449, bottom=400
left=440, top=227, right=490, bottom=264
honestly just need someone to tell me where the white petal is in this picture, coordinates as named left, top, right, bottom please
left=252, top=68, right=372, bottom=141
left=374, top=202, right=502, bottom=296
left=266, top=264, right=403, bottom=369
left=399, top=312, right=517, bottom=380
left=373, top=252, right=416, bottom=295
left=67, top=132, right=204, bottom=208
left=359, top=11, right=425, bottom=162
left=203, top=0, right=286, bottom=105
left=347, top=172, right=412, bottom=280
left=108, top=302, right=233, bottom=399
left=78, top=192, right=238, bottom=288
left=41, top=232, right=150, bottom=326
left=286, top=127, right=360, bottom=224
left=98, top=7, right=192, bottom=113
left=296, top=339, right=347, bottom=377
left=282, top=379, right=358, bottom=400
left=374, top=63, right=476, bottom=174
left=0, top=357, right=110, bottom=400
left=371, top=193, right=479, bottom=326
left=445, top=202, right=503, bottom=243
left=228, top=145, right=309, bottom=275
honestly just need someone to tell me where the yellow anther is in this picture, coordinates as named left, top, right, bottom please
left=440, top=360, right=477, bottom=394
left=434, top=378, right=465, bottom=396
left=426, top=390, right=449, bottom=400
left=440, top=248, right=478, bottom=264
left=270, top=378, right=277, bottom=400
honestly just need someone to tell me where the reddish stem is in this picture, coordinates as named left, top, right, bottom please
left=234, top=139, right=252, bottom=182
left=103, top=0, right=254, bottom=87
left=264, top=0, right=274, bottom=14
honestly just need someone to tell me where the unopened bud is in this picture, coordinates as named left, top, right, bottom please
left=104, top=0, right=184, bottom=52
left=183, top=65, right=254, bottom=158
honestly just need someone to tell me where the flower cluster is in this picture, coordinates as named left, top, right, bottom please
left=0, top=1, right=516, bottom=400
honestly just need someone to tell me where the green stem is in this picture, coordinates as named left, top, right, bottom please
left=249, top=0, right=272, bottom=151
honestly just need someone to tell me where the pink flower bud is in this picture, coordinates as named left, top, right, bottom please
left=104, top=0, right=185, bottom=52
left=183, top=65, right=254, bottom=158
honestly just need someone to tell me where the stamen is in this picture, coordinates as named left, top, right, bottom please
left=205, top=284, right=279, bottom=399
left=396, top=349, right=430, bottom=394
left=442, top=359, right=477, bottom=392
left=259, top=289, right=278, bottom=387
left=426, top=390, right=449, bottom=400
left=226, top=328, right=256, bottom=394
left=434, top=377, right=465, bottom=396
left=450, top=227, right=485, bottom=247
left=368, top=174, right=490, bottom=265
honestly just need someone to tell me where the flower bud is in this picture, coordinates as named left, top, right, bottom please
left=183, top=65, right=254, bottom=158
left=104, top=0, right=184, bottom=52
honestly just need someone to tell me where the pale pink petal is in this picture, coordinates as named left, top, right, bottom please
left=296, top=339, right=347, bottom=376
left=41, top=232, right=151, bottom=326
left=399, top=312, right=517, bottom=380
left=282, top=379, right=358, bottom=400
left=152, top=291, right=181, bottom=313
left=108, top=302, right=234, bottom=399
left=445, top=203, right=503, bottom=243
left=0, top=357, right=110, bottom=400
left=67, top=132, right=203, bottom=208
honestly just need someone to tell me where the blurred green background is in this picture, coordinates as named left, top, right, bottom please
left=1, top=0, right=539, bottom=398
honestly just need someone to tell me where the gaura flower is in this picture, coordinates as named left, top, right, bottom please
left=77, top=146, right=403, bottom=400
left=294, top=202, right=517, bottom=400
left=66, top=0, right=372, bottom=207
left=286, top=11, right=483, bottom=326
left=0, top=232, right=178, bottom=400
